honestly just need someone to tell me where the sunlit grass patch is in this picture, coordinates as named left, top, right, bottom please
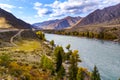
left=12, top=40, right=41, bottom=52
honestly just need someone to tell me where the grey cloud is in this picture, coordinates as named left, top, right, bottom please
left=44, top=10, right=52, bottom=15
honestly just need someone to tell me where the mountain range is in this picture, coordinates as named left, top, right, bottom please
left=33, top=3, right=120, bottom=30
left=0, top=3, right=120, bottom=30
left=0, top=8, right=32, bottom=29
left=33, top=16, right=81, bottom=29
left=73, top=3, right=120, bottom=27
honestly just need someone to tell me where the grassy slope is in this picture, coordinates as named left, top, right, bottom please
left=0, top=33, right=53, bottom=79
left=0, top=30, right=97, bottom=80
left=12, top=40, right=42, bottom=51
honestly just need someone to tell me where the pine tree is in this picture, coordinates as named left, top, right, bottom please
left=65, top=44, right=72, bottom=60
left=69, top=50, right=81, bottom=80
left=54, top=46, right=65, bottom=79
left=91, top=66, right=101, bottom=80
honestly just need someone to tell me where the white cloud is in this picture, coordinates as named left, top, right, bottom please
left=45, top=0, right=98, bottom=17
left=98, top=0, right=120, bottom=9
left=34, top=2, right=42, bottom=7
left=18, top=7, right=23, bottom=9
left=36, top=8, right=50, bottom=17
left=48, top=0, right=120, bottom=17
left=45, top=0, right=60, bottom=9
left=33, top=2, right=52, bottom=17
left=0, top=3, right=15, bottom=12
left=50, top=8, right=64, bottom=17
left=33, top=0, right=120, bottom=19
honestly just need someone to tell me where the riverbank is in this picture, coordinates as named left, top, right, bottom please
left=42, top=25, right=120, bottom=43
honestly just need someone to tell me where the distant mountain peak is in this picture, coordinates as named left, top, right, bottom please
left=64, top=16, right=72, bottom=19
left=33, top=16, right=81, bottom=30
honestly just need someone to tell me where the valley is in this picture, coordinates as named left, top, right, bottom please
left=0, top=0, right=120, bottom=80
left=40, top=3, right=120, bottom=42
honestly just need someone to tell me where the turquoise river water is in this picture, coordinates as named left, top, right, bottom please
left=45, top=33, right=120, bottom=80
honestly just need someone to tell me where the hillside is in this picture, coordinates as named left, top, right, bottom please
left=0, top=30, right=94, bottom=80
left=0, top=30, right=54, bottom=79
left=74, top=3, right=120, bottom=27
left=33, top=16, right=81, bottom=29
left=0, top=8, right=32, bottom=29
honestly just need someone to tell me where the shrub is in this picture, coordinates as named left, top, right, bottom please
left=103, top=32, right=117, bottom=40
left=40, top=55, right=54, bottom=71
left=36, top=31, right=46, bottom=40
left=50, top=40, right=55, bottom=49
left=0, top=53, right=11, bottom=67
left=11, top=69, right=23, bottom=77
left=77, top=68, right=84, bottom=80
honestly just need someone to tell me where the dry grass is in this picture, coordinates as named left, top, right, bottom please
left=11, top=39, right=41, bottom=52
left=0, top=39, right=53, bottom=79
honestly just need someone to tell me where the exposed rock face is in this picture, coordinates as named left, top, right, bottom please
left=0, top=8, right=32, bottom=29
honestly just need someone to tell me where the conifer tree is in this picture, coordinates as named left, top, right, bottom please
left=54, top=46, right=65, bottom=79
left=91, top=66, right=101, bottom=80
left=69, top=50, right=81, bottom=80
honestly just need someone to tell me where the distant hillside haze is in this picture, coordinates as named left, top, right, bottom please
left=74, top=3, right=120, bottom=27
left=0, top=8, right=32, bottom=29
left=33, top=16, right=81, bottom=29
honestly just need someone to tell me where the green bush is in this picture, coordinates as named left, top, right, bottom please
left=11, top=69, right=23, bottom=77
left=77, top=68, right=84, bottom=80
left=40, top=55, right=54, bottom=71
left=0, top=53, right=11, bottom=67
left=50, top=40, right=55, bottom=49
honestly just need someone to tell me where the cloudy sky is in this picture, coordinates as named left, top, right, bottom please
left=0, top=0, right=120, bottom=24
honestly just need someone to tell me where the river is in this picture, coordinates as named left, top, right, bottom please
left=45, top=33, right=120, bottom=80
